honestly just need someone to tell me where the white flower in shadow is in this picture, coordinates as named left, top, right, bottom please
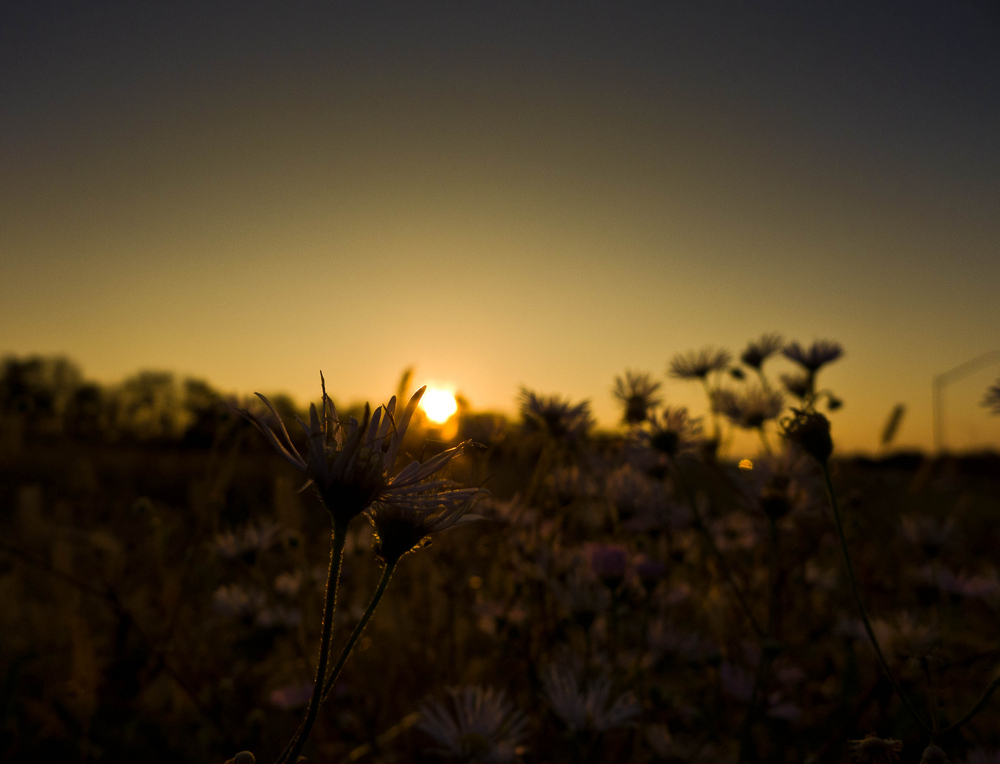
left=541, top=663, right=640, bottom=733
left=417, top=686, right=529, bottom=763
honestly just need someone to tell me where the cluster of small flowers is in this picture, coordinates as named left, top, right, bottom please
left=233, top=343, right=999, bottom=764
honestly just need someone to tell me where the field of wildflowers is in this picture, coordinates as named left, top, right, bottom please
left=2, top=342, right=999, bottom=764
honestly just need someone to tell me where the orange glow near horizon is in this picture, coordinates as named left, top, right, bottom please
left=421, top=388, right=459, bottom=424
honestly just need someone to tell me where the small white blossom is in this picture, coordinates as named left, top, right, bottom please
left=541, top=663, right=640, bottom=733
left=417, top=686, right=529, bottom=763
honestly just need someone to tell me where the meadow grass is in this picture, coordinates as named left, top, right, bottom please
left=1, top=348, right=999, bottom=764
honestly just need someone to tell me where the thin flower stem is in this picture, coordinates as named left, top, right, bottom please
left=738, top=517, right=782, bottom=764
left=940, top=675, right=1000, bottom=736
left=275, top=560, right=398, bottom=764
left=321, top=560, right=397, bottom=703
left=821, top=465, right=934, bottom=738
left=702, top=378, right=720, bottom=443
left=524, top=442, right=554, bottom=508
left=757, top=427, right=774, bottom=460
left=696, top=511, right=764, bottom=639
left=667, top=456, right=765, bottom=639
left=276, top=521, right=349, bottom=764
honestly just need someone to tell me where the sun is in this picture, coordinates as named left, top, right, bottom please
left=421, top=388, right=458, bottom=424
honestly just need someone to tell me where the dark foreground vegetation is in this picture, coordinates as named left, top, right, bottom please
left=1, top=351, right=999, bottom=764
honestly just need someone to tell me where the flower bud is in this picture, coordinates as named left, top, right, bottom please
left=782, top=409, right=833, bottom=465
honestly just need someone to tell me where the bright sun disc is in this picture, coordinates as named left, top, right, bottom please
left=421, top=388, right=458, bottom=424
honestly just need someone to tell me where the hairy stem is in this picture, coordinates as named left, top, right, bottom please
left=321, top=560, right=396, bottom=703
left=276, top=521, right=348, bottom=764
left=276, top=559, right=398, bottom=764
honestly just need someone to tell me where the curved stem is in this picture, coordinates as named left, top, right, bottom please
left=276, top=560, right=398, bottom=764
left=822, top=465, right=933, bottom=738
left=321, top=560, right=396, bottom=703
left=697, top=512, right=764, bottom=640
left=940, top=675, right=1000, bottom=736
left=276, top=521, right=348, bottom=764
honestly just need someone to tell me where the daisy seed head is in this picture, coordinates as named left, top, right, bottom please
left=519, top=388, right=593, bottom=444
left=647, top=406, right=702, bottom=458
left=740, top=333, right=784, bottom=370
left=783, top=340, right=843, bottom=373
left=712, top=386, right=785, bottom=430
left=612, top=371, right=662, bottom=425
left=669, top=348, right=732, bottom=381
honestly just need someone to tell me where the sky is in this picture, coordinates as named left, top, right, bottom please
left=2, top=2, right=999, bottom=454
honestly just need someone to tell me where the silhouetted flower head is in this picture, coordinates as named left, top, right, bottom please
left=542, top=664, right=640, bottom=733
left=711, top=386, right=784, bottom=430
left=243, top=378, right=473, bottom=529
left=669, top=348, right=732, bottom=381
left=366, top=474, right=486, bottom=566
left=983, top=378, right=1000, bottom=415
left=519, top=388, right=593, bottom=444
left=780, top=373, right=812, bottom=401
left=741, top=333, right=784, bottom=370
left=847, top=734, right=903, bottom=764
left=612, top=371, right=662, bottom=425
left=781, top=409, right=833, bottom=465
left=646, top=406, right=702, bottom=458
left=417, top=686, right=528, bottom=763
left=783, top=340, right=843, bottom=373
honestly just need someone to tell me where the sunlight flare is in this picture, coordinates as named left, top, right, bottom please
left=421, top=387, right=458, bottom=424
